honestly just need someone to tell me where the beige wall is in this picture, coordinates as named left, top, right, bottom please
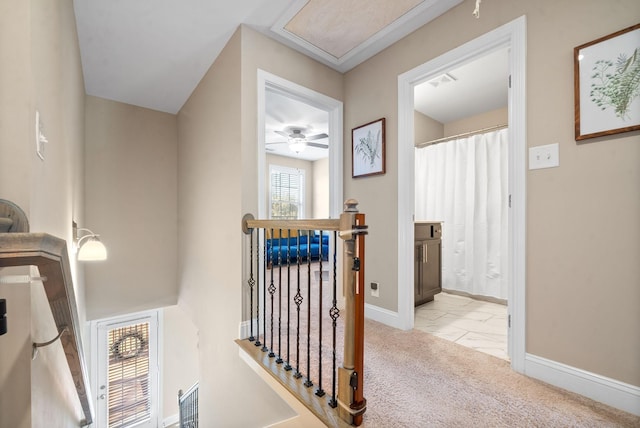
left=177, top=28, right=295, bottom=427
left=345, top=0, right=640, bottom=386
left=0, top=0, right=31, bottom=213
left=84, top=96, right=178, bottom=320
left=444, top=107, right=508, bottom=137
left=0, top=0, right=88, bottom=425
left=0, top=0, right=34, bottom=421
left=414, top=111, right=443, bottom=145
left=415, top=107, right=508, bottom=145
left=0, top=274, right=32, bottom=428
left=312, top=157, right=330, bottom=218
left=162, top=305, right=199, bottom=420
left=176, top=25, right=344, bottom=426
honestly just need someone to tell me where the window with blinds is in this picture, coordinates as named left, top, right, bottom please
left=107, top=322, right=151, bottom=428
left=270, top=165, right=305, bottom=220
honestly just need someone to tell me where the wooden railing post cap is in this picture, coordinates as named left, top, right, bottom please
left=241, top=213, right=255, bottom=234
left=344, top=199, right=359, bottom=213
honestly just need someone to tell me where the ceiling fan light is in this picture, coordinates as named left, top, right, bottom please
left=288, top=140, right=307, bottom=152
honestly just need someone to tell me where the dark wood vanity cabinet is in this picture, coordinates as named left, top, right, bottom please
left=415, top=222, right=442, bottom=306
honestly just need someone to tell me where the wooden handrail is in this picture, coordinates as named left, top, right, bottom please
left=0, top=233, right=94, bottom=426
left=245, top=218, right=341, bottom=232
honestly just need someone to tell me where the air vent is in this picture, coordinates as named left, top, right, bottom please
left=427, top=73, right=457, bottom=88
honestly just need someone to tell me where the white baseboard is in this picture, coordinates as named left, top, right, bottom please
left=525, top=353, right=640, bottom=416
left=239, top=319, right=252, bottom=339
left=364, top=303, right=403, bottom=328
left=239, top=318, right=263, bottom=339
left=162, top=414, right=179, bottom=427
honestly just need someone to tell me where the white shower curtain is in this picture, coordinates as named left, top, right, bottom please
left=415, top=128, right=508, bottom=299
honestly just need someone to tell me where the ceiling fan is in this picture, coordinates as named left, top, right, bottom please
left=266, top=127, right=329, bottom=153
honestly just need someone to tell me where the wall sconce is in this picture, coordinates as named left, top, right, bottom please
left=73, top=221, right=108, bottom=261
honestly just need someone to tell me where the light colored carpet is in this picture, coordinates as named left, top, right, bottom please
left=362, top=318, right=639, bottom=427
left=263, top=263, right=639, bottom=427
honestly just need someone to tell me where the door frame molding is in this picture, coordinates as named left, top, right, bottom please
left=90, top=309, right=163, bottom=427
left=257, top=69, right=344, bottom=220
left=396, top=16, right=527, bottom=372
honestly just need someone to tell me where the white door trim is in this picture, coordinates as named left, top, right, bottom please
left=90, top=309, right=163, bottom=428
left=396, top=16, right=527, bottom=372
left=257, top=69, right=344, bottom=220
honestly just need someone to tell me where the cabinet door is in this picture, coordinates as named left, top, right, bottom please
left=415, top=242, right=423, bottom=302
left=423, top=240, right=442, bottom=296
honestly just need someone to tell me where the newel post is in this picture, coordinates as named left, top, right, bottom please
left=338, top=199, right=367, bottom=425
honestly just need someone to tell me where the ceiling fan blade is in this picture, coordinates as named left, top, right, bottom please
left=266, top=141, right=288, bottom=145
left=307, top=142, right=328, bottom=149
left=306, top=133, right=328, bottom=141
left=274, top=130, right=288, bottom=137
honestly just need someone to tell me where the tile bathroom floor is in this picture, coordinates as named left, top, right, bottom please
left=414, top=292, right=509, bottom=360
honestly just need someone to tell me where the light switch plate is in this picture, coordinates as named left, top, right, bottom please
left=529, top=143, right=559, bottom=170
left=35, top=110, right=47, bottom=161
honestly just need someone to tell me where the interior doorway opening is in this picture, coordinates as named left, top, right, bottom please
left=257, top=70, right=343, bottom=221
left=397, top=16, right=527, bottom=373
left=413, top=47, right=510, bottom=361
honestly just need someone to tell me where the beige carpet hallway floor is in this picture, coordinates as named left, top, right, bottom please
left=361, top=318, right=639, bottom=427
left=262, top=262, right=637, bottom=426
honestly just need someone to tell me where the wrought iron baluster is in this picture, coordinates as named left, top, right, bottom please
left=248, top=229, right=255, bottom=342
left=284, top=229, right=292, bottom=371
left=255, top=229, right=262, bottom=347
left=268, top=229, right=276, bottom=357
left=304, top=230, right=313, bottom=388
left=293, top=230, right=303, bottom=379
left=316, top=230, right=325, bottom=397
left=261, top=228, right=268, bottom=351
left=329, top=231, right=339, bottom=408
left=276, top=229, right=283, bottom=364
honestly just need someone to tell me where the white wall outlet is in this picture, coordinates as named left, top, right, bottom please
left=370, top=282, right=379, bottom=297
left=529, top=143, right=559, bottom=170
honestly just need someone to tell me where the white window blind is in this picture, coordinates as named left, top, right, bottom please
left=269, top=165, right=305, bottom=219
left=107, top=322, right=151, bottom=428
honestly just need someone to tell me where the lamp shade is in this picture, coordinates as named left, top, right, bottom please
left=78, top=237, right=108, bottom=261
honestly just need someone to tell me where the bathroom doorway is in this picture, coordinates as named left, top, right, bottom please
left=413, top=47, right=510, bottom=360
left=397, top=16, right=527, bottom=372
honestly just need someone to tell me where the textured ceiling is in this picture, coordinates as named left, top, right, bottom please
left=283, top=0, right=423, bottom=58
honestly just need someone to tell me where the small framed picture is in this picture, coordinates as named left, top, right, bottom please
left=574, top=23, right=640, bottom=140
left=352, top=118, right=385, bottom=178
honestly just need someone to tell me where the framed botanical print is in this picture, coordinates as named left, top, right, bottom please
left=352, top=118, right=386, bottom=178
left=574, top=23, right=640, bottom=140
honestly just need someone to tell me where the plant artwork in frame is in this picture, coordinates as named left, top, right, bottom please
left=352, top=118, right=385, bottom=178
left=574, top=23, right=640, bottom=140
